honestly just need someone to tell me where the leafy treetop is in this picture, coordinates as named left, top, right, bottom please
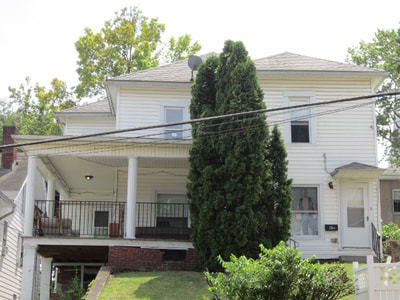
left=75, top=6, right=201, bottom=98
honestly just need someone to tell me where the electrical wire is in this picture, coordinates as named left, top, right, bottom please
left=2, top=91, right=398, bottom=156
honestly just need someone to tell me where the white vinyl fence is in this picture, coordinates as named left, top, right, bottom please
left=353, top=256, right=400, bottom=300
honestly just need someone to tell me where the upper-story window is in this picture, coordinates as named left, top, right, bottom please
left=393, top=190, right=400, bottom=213
left=285, top=92, right=315, bottom=144
left=165, top=107, right=184, bottom=139
left=161, top=101, right=189, bottom=139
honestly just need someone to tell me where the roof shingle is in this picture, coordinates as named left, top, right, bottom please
left=56, top=100, right=111, bottom=115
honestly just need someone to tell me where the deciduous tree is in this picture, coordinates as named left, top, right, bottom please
left=75, top=6, right=201, bottom=98
left=347, top=27, right=400, bottom=165
left=3, top=77, right=75, bottom=136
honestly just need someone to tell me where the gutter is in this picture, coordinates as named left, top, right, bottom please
left=0, top=205, right=15, bottom=221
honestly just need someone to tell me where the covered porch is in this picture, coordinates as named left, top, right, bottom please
left=18, top=136, right=193, bottom=299
left=34, top=199, right=191, bottom=241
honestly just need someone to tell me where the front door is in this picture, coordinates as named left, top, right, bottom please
left=341, top=183, right=370, bottom=248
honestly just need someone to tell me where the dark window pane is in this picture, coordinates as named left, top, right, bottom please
left=94, top=211, right=108, bottom=227
left=394, top=199, right=400, bottom=213
left=291, top=121, right=309, bottom=143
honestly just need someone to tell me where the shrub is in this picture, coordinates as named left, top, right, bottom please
left=382, top=221, right=400, bottom=241
left=382, top=221, right=400, bottom=261
left=205, top=241, right=354, bottom=300
left=57, top=269, right=86, bottom=300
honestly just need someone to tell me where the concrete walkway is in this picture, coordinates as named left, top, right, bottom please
left=85, top=266, right=112, bottom=300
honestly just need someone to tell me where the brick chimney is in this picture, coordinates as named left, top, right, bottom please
left=2, top=126, right=18, bottom=170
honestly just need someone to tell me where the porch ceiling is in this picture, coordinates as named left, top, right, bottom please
left=43, top=156, right=189, bottom=192
left=37, top=245, right=108, bottom=263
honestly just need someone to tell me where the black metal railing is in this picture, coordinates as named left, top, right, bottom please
left=287, top=238, right=299, bottom=248
left=371, top=222, right=382, bottom=260
left=34, top=200, right=191, bottom=241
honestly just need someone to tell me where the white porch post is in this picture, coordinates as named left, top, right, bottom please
left=20, top=245, right=38, bottom=300
left=24, top=155, right=37, bottom=237
left=40, top=256, right=53, bottom=300
left=46, top=178, right=55, bottom=217
left=126, top=156, right=138, bottom=239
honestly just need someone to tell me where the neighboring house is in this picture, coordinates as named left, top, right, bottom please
left=380, top=168, right=400, bottom=226
left=14, top=52, right=387, bottom=299
left=0, top=126, right=46, bottom=299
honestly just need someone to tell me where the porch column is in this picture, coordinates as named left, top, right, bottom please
left=126, top=156, right=138, bottom=239
left=40, top=256, right=53, bottom=300
left=46, top=178, right=55, bottom=217
left=24, top=155, right=37, bottom=237
left=20, top=245, right=38, bottom=300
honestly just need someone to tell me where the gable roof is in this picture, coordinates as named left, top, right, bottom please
left=107, top=53, right=217, bottom=83
left=330, top=162, right=383, bottom=178
left=380, top=167, right=400, bottom=180
left=106, top=51, right=386, bottom=84
left=64, top=52, right=387, bottom=115
left=55, top=100, right=112, bottom=116
left=253, top=52, right=385, bottom=74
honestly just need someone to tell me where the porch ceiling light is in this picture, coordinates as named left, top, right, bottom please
left=85, top=175, right=94, bottom=181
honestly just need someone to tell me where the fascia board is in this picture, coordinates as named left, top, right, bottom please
left=105, top=80, right=192, bottom=89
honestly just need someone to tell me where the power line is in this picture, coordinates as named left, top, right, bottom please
left=9, top=97, right=381, bottom=156
left=2, top=90, right=399, bottom=150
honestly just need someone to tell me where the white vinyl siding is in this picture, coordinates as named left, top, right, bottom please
left=116, top=87, right=190, bottom=138
left=261, top=77, right=377, bottom=174
left=116, top=168, right=188, bottom=203
left=0, top=190, right=24, bottom=299
left=64, top=117, right=116, bottom=136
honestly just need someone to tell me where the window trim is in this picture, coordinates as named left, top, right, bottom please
left=291, top=185, right=320, bottom=238
left=284, top=92, right=316, bottom=144
left=155, top=192, right=189, bottom=228
left=160, top=101, right=189, bottom=139
left=393, top=189, right=400, bottom=214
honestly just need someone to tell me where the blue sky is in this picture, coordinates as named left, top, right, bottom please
left=0, top=0, right=399, bottom=100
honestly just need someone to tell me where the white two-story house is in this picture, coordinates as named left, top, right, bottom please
left=14, top=52, right=386, bottom=299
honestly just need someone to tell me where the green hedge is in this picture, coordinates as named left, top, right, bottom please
left=206, top=241, right=354, bottom=300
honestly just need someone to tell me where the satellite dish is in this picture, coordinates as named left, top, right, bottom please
left=188, top=56, right=202, bottom=81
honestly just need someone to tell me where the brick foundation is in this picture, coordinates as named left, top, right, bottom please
left=108, top=246, right=201, bottom=271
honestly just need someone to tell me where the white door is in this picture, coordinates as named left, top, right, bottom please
left=341, top=183, right=370, bottom=248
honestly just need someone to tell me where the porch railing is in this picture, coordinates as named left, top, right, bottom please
left=34, top=200, right=191, bottom=241
left=371, top=222, right=382, bottom=261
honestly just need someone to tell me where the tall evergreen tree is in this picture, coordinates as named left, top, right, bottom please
left=261, top=125, right=292, bottom=247
left=187, top=55, right=220, bottom=268
left=188, top=41, right=275, bottom=270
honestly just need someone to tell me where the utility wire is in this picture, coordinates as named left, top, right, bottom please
left=12, top=98, right=380, bottom=156
left=2, top=91, right=399, bottom=150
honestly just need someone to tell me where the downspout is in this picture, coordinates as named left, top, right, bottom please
left=323, top=153, right=332, bottom=175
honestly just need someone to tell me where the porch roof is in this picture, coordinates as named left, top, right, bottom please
left=330, top=162, right=384, bottom=179
left=12, top=134, right=191, bottom=157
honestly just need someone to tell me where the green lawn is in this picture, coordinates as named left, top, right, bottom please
left=98, top=264, right=356, bottom=300
left=98, top=271, right=212, bottom=300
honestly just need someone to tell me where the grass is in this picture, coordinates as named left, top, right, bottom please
left=97, top=271, right=212, bottom=300
left=98, top=264, right=357, bottom=300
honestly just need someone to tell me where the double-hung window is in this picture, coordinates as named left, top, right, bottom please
left=164, top=107, right=184, bottom=139
left=285, top=92, right=315, bottom=144
left=393, top=190, right=400, bottom=213
left=291, top=187, right=319, bottom=236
